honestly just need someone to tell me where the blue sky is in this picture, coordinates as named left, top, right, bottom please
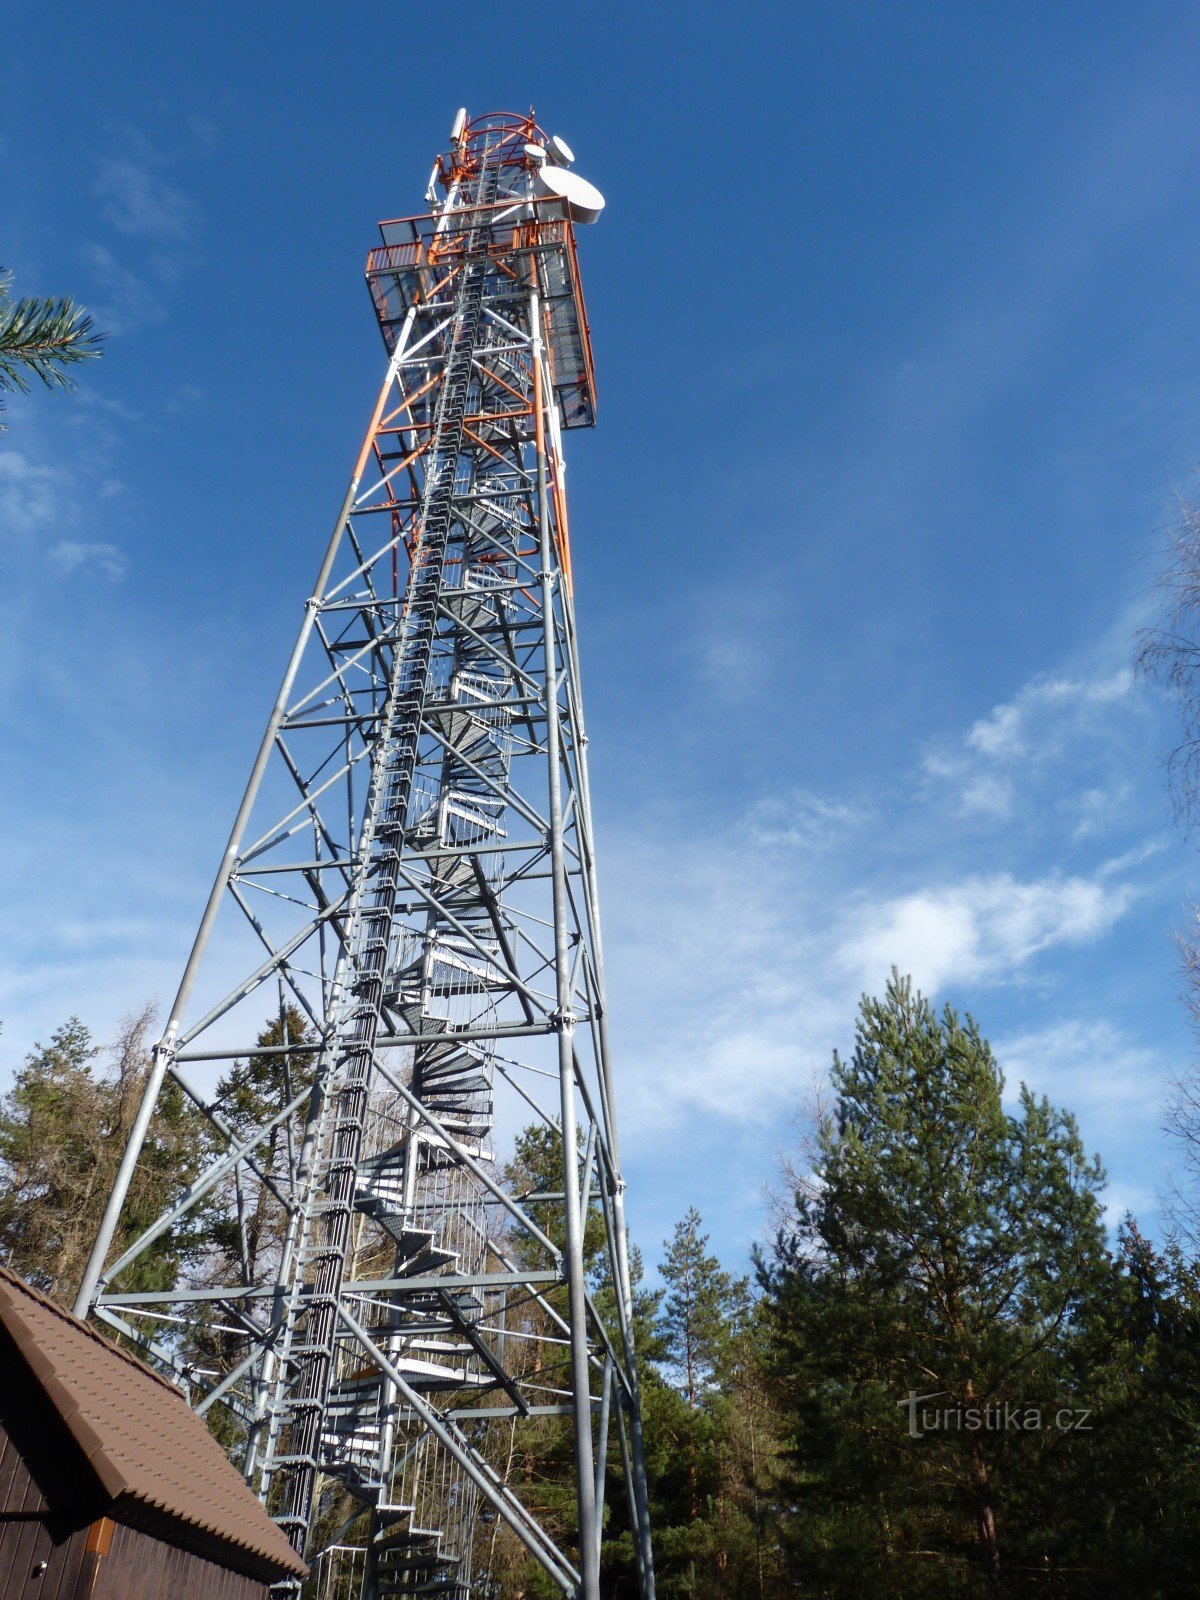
left=4, top=3, right=1200, bottom=1270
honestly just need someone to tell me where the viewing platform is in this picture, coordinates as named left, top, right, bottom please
left=366, top=198, right=597, bottom=428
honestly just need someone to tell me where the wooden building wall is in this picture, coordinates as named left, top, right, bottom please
left=93, top=1521, right=265, bottom=1600
left=0, top=1516, right=79, bottom=1600
left=0, top=1423, right=50, bottom=1519
left=1, top=1517, right=267, bottom=1600
left=0, top=1415, right=268, bottom=1600
left=0, top=1412, right=84, bottom=1600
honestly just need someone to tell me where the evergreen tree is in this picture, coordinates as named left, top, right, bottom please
left=0, top=1017, right=104, bottom=1298
left=487, top=1123, right=613, bottom=1599
left=659, top=1208, right=748, bottom=1409
left=710, top=1307, right=784, bottom=1600
left=0, top=1007, right=204, bottom=1305
left=1033, top=1219, right=1200, bottom=1598
left=644, top=1211, right=772, bottom=1600
left=759, top=973, right=1110, bottom=1595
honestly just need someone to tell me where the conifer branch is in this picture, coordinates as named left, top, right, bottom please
left=0, top=269, right=105, bottom=430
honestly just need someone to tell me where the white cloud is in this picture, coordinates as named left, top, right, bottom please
left=924, top=668, right=1139, bottom=825
left=49, top=540, right=127, bottom=580
left=660, top=1029, right=818, bottom=1124
left=610, top=851, right=1140, bottom=1145
left=836, top=870, right=1135, bottom=994
left=71, top=390, right=144, bottom=426
left=1070, top=784, right=1132, bottom=842
left=85, top=244, right=163, bottom=336
left=959, top=772, right=1015, bottom=819
left=94, top=155, right=195, bottom=243
left=0, top=416, right=130, bottom=601
left=967, top=699, right=1025, bottom=758
left=687, top=586, right=787, bottom=706
left=996, top=1018, right=1164, bottom=1131
left=0, top=450, right=66, bottom=537
left=748, top=788, right=867, bottom=847
left=83, top=140, right=200, bottom=337
left=602, top=817, right=842, bottom=1133
left=1099, top=1183, right=1161, bottom=1227
left=602, top=662, right=1156, bottom=1141
left=995, top=1020, right=1167, bottom=1231
left=964, top=671, right=1133, bottom=762
left=697, top=635, right=772, bottom=704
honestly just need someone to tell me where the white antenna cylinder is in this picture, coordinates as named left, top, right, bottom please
left=450, top=107, right=467, bottom=143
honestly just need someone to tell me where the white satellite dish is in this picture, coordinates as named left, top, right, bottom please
left=533, top=163, right=605, bottom=224
left=547, top=135, right=575, bottom=167
left=523, top=142, right=548, bottom=165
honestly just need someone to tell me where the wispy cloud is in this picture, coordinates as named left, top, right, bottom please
left=996, top=1017, right=1166, bottom=1137
left=607, top=806, right=1141, bottom=1139
left=923, top=669, right=1139, bottom=825
left=963, top=671, right=1132, bottom=761
left=605, top=645, right=1163, bottom=1139
left=748, top=787, right=867, bottom=848
left=70, top=389, right=145, bottom=426
left=84, top=135, right=202, bottom=335
left=1070, top=783, right=1133, bottom=843
left=836, top=869, right=1135, bottom=995
left=0, top=451, right=67, bottom=538
left=783, top=54, right=1200, bottom=589
left=85, top=243, right=164, bottom=336
left=49, top=540, right=127, bottom=581
left=0, top=415, right=129, bottom=589
left=995, top=1018, right=1169, bottom=1226
left=603, top=814, right=836, bottom=1131
left=687, top=586, right=789, bottom=707
left=93, top=153, right=195, bottom=243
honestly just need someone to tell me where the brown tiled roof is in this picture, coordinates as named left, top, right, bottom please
left=0, top=1265, right=307, bottom=1582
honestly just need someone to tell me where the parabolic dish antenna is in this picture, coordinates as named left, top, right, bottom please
left=547, top=135, right=575, bottom=166
left=533, top=163, right=605, bottom=224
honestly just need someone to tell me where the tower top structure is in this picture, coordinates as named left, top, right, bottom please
left=368, top=109, right=601, bottom=428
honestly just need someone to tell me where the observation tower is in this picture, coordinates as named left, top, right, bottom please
left=75, top=109, right=656, bottom=1600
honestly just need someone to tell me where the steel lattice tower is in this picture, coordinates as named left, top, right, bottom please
left=74, top=109, right=656, bottom=1600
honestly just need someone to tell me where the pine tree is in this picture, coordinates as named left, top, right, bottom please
left=486, top=1123, right=613, bottom=1599
left=1033, top=1219, right=1200, bottom=1598
left=0, top=1018, right=104, bottom=1297
left=711, top=1308, right=783, bottom=1600
left=0, top=1007, right=204, bottom=1305
left=659, top=1209, right=747, bottom=1409
left=759, top=972, right=1110, bottom=1595
left=647, top=1211, right=765, bottom=1600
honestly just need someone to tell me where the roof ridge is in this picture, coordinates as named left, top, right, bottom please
left=0, top=1263, right=182, bottom=1397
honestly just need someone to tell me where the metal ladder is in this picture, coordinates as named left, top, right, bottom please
left=261, top=152, right=504, bottom=1578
